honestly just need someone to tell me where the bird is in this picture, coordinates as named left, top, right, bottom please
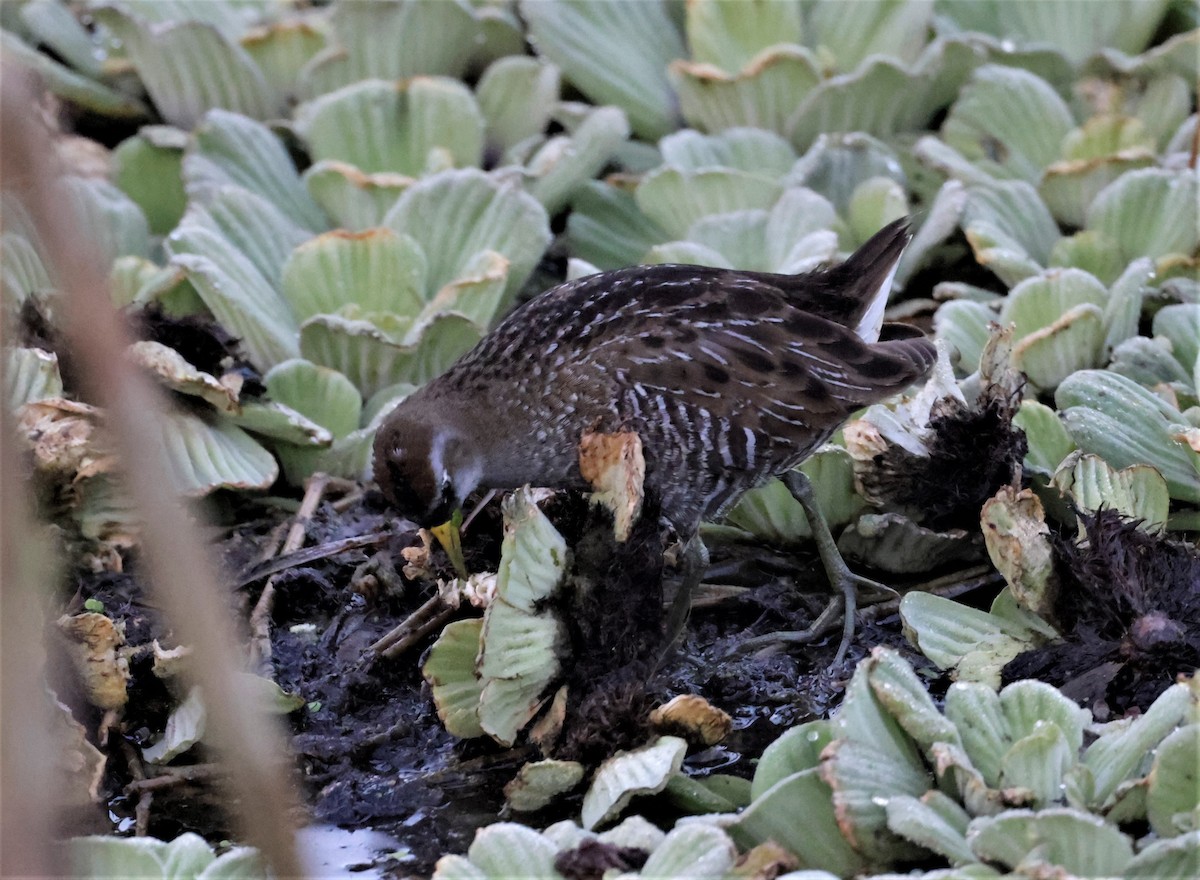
left=373, top=218, right=936, bottom=662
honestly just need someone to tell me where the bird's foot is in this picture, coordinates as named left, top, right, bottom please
left=656, top=534, right=708, bottom=669
left=779, top=469, right=895, bottom=666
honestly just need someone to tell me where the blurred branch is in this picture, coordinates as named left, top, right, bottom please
left=0, top=68, right=304, bottom=876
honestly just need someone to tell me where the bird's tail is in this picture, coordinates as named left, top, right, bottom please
left=756, top=218, right=911, bottom=343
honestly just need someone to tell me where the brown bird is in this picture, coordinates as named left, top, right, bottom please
left=373, top=219, right=936, bottom=661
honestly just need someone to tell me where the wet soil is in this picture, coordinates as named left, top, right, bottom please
left=55, top=484, right=935, bottom=876
left=58, top=484, right=1200, bottom=877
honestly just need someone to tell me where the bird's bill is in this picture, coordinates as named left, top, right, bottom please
left=429, top=515, right=469, bottom=580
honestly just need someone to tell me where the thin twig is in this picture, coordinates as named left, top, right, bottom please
left=249, top=474, right=330, bottom=672
left=118, top=740, right=152, bottom=837
left=234, top=531, right=392, bottom=589
left=125, top=763, right=224, bottom=794
left=366, top=594, right=458, bottom=660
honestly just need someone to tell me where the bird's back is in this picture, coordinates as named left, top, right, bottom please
left=412, top=221, right=933, bottom=534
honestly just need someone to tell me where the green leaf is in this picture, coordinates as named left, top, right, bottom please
left=962, top=181, right=1061, bottom=285
left=184, top=109, right=327, bottom=232
left=660, top=127, right=797, bottom=175
left=934, top=299, right=997, bottom=375
left=1056, top=370, right=1200, bottom=503
left=299, top=0, right=479, bottom=98
left=476, top=56, right=560, bottom=155
left=92, top=7, right=284, bottom=128
left=1126, top=830, right=1200, bottom=878
left=809, top=0, right=934, bottom=69
left=384, top=169, right=551, bottom=302
left=521, top=0, right=684, bottom=140
left=1084, top=682, right=1195, bottom=808
left=264, top=359, right=361, bottom=438
left=684, top=0, right=803, bottom=72
left=505, top=759, right=585, bottom=813
left=900, top=592, right=1042, bottom=684
left=423, top=618, right=485, bottom=740
left=154, top=408, right=278, bottom=496
left=727, top=447, right=863, bottom=543
left=166, top=222, right=299, bottom=370
left=302, top=161, right=411, bottom=231
left=525, top=106, right=630, bottom=216
left=1147, top=724, right=1200, bottom=837
left=1087, top=168, right=1200, bottom=265
left=464, top=823, right=559, bottom=880
left=943, top=65, right=1074, bottom=182
left=1053, top=453, right=1170, bottom=533
left=670, top=47, right=821, bottom=136
left=299, top=309, right=480, bottom=398
left=731, top=766, right=865, bottom=875
left=637, top=824, right=737, bottom=880
left=567, top=180, right=670, bottom=269
left=581, top=736, right=687, bottom=830
left=636, top=167, right=782, bottom=239
left=1014, top=399, right=1076, bottom=473
left=968, top=808, right=1134, bottom=876
left=886, top=793, right=975, bottom=865
left=5, top=347, right=62, bottom=410
left=185, top=186, right=311, bottom=290
left=239, top=18, right=326, bottom=101
left=295, top=77, right=484, bottom=176
left=751, top=720, right=835, bottom=799
left=281, top=228, right=426, bottom=323
left=65, top=177, right=151, bottom=267
left=113, top=127, right=189, bottom=235
left=0, top=30, right=148, bottom=120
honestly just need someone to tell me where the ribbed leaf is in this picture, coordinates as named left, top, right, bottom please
left=521, top=0, right=684, bottom=140
left=184, top=109, right=326, bottom=231
left=566, top=180, right=670, bottom=269
left=299, top=309, right=480, bottom=397
left=384, top=169, right=551, bottom=301
left=185, top=186, right=311, bottom=290
left=295, top=77, right=484, bottom=175
left=5, top=347, right=62, bottom=410
left=671, top=47, right=821, bottom=135
left=92, top=7, right=284, bottom=128
left=239, top=19, right=326, bottom=101
left=64, top=177, right=151, bottom=266
left=684, top=0, right=803, bottom=72
left=476, top=56, right=560, bottom=154
left=525, top=106, right=630, bottom=215
left=422, top=619, right=485, bottom=740
left=1056, top=370, right=1200, bottom=503
left=298, top=0, right=478, bottom=98
left=166, top=223, right=299, bottom=369
left=943, top=65, right=1074, bottom=181
left=154, top=408, right=277, bottom=496
left=636, top=168, right=782, bottom=239
left=281, top=228, right=426, bottom=323
left=581, top=736, right=687, bottom=830
left=810, top=0, right=934, bottom=69
left=302, top=161, right=411, bottom=231
left=968, top=808, right=1134, bottom=876
left=1088, top=168, right=1200, bottom=263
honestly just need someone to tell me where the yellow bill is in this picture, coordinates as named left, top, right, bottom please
left=429, top=510, right=469, bottom=579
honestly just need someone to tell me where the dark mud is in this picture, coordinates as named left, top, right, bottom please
left=55, top=482, right=934, bottom=876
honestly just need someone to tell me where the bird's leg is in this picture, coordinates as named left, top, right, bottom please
left=661, top=533, right=708, bottom=654
left=781, top=469, right=890, bottom=665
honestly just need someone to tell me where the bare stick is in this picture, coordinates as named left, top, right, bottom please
left=0, top=71, right=303, bottom=876
left=249, top=474, right=330, bottom=672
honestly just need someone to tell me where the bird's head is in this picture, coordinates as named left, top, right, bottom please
left=372, top=411, right=483, bottom=528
